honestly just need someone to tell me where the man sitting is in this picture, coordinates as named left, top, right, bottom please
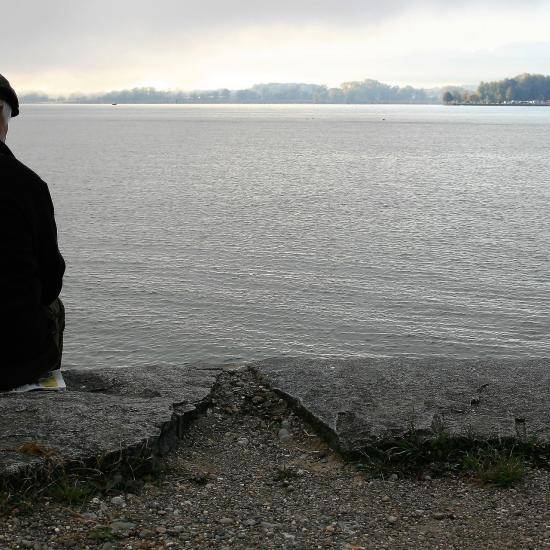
left=0, top=74, right=66, bottom=391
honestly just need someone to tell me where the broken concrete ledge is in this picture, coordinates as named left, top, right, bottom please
left=1, top=358, right=549, bottom=483
left=0, top=364, right=223, bottom=483
left=251, top=357, right=550, bottom=455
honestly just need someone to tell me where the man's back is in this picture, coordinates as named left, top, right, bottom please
left=0, top=140, right=66, bottom=389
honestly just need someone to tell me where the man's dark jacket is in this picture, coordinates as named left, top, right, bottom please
left=0, top=141, right=65, bottom=389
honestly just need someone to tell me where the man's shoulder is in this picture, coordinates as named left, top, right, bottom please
left=0, top=151, right=45, bottom=184
left=0, top=152, right=49, bottom=200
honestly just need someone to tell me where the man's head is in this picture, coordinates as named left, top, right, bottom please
left=0, top=75, right=19, bottom=143
left=0, top=100, right=12, bottom=143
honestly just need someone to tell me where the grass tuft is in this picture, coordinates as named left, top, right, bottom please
left=355, top=425, right=540, bottom=487
left=462, top=449, right=527, bottom=487
left=87, top=527, right=115, bottom=542
left=48, top=479, right=95, bottom=505
left=0, top=442, right=168, bottom=515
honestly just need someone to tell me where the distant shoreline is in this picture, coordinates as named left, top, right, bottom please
left=22, top=101, right=442, bottom=106
left=19, top=73, right=550, bottom=107
left=21, top=101, right=550, bottom=107
left=449, top=103, right=550, bottom=107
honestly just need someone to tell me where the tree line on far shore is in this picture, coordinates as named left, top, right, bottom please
left=443, top=73, right=550, bottom=104
left=20, top=73, right=550, bottom=105
left=20, top=80, right=441, bottom=105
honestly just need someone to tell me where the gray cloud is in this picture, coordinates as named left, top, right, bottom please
left=6, top=0, right=547, bottom=42
left=2, top=0, right=549, bottom=90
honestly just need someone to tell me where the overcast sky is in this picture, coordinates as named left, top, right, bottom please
left=3, top=0, right=550, bottom=93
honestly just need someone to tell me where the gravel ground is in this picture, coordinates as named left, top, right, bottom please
left=1, top=368, right=550, bottom=549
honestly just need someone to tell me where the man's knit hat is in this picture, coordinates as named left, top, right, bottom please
left=0, top=74, right=19, bottom=117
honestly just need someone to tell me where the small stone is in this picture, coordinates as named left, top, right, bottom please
left=220, top=518, right=234, bottom=525
left=244, top=519, right=256, bottom=527
left=382, top=495, right=390, bottom=502
left=21, top=541, right=33, bottom=549
left=81, top=512, right=98, bottom=521
left=110, top=521, right=132, bottom=528
left=280, top=420, right=291, bottom=430
left=168, top=526, right=184, bottom=534
left=156, top=526, right=167, bottom=534
left=387, top=515, right=398, bottom=524
left=110, top=495, right=125, bottom=507
left=278, top=428, right=291, bottom=441
left=388, top=474, right=398, bottom=482
left=338, top=521, right=356, bottom=535
left=261, top=521, right=277, bottom=531
left=433, top=512, right=454, bottom=520
left=110, top=521, right=136, bottom=535
left=237, top=437, right=249, bottom=445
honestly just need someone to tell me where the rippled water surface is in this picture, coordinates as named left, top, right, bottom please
left=10, top=104, right=550, bottom=367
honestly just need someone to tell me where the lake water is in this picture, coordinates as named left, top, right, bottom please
left=9, top=104, right=550, bottom=368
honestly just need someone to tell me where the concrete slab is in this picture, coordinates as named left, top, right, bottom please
left=0, top=365, right=221, bottom=481
left=252, top=357, right=550, bottom=454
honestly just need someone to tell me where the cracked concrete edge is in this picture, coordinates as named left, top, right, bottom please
left=4, top=411, right=211, bottom=487
left=0, top=364, right=235, bottom=485
left=249, top=357, right=550, bottom=458
left=0, top=401, right=204, bottom=486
